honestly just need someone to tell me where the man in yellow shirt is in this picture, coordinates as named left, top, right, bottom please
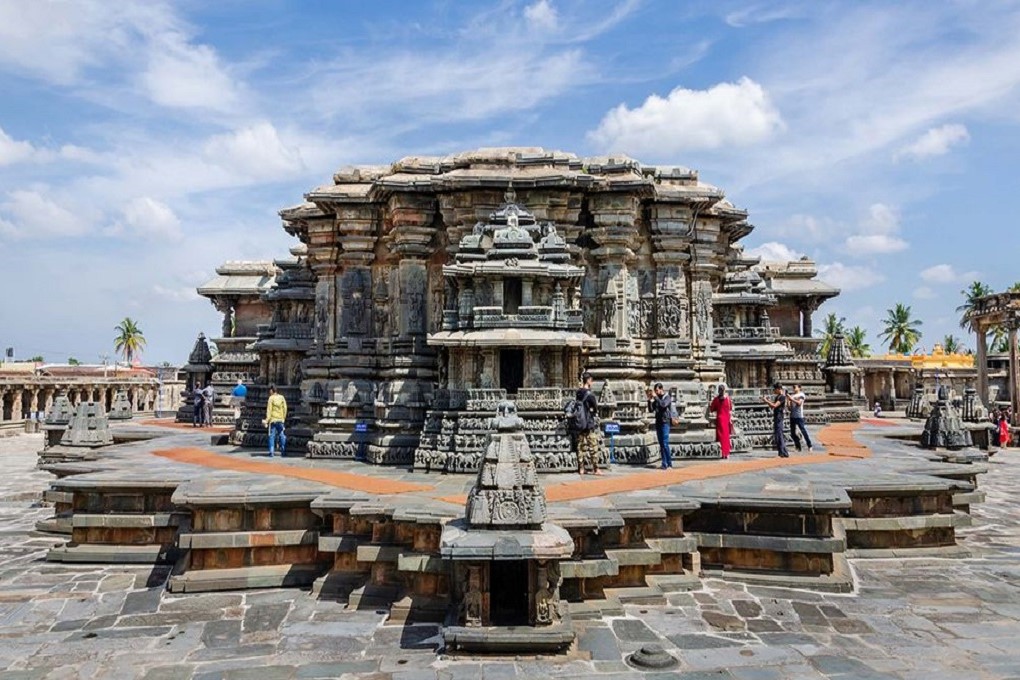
left=263, top=385, right=288, bottom=457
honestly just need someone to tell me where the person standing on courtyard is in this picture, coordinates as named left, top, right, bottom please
left=647, top=382, right=677, bottom=469
left=202, top=382, right=215, bottom=427
left=788, top=383, right=813, bottom=452
left=191, top=384, right=204, bottom=427
left=709, top=383, right=733, bottom=459
left=263, top=385, right=288, bottom=457
left=762, top=383, right=790, bottom=458
left=230, top=378, right=247, bottom=422
left=575, top=372, right=602, bottom=475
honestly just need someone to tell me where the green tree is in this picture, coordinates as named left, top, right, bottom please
left=846, top=326, right=871, bottom=358
left=113, top=317, right=147, bottom=364
left=957, top=281, right=993, bottom=332
left=816, top=312, right=846, bottom=358
left=941, top=335, right=963, bottom=354
left=67, top=357, right=81, bottom=366
left=879, top=303, right=923, bottom=354
left=28, top=355, right=44, bottom=362
left=991, top=324, right=1011, bottom=353
left=1009, top=282, right=1020, bottom=293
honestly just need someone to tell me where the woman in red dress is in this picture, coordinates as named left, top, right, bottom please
left=709, top=384, right=733, bottom=459
left=999, top=410, right=1012, bottom=448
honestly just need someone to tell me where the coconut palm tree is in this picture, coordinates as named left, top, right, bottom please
left=957, top=281, right=993, bottom=332
left=879, top=303, right=922, bottom=354
left=991, top=324, right=1011, bottom=353
left=816, top=313, right=846, bottom=358
left=941, top=335, right=963, bottom=354
left=113, top=318, right=147, bottom=364
left=846, top=326, right=871, bottom=358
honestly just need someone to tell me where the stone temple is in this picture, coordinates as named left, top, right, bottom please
left=196, top=148, right=851, bottom=469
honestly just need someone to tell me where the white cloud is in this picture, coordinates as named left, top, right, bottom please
left=919, top=263, right=978, bottom=284
left=152, top=283, right=199, bottom=302
left=105, top=197, right=183, bottom=241
left=745, top=241, right=803, bottom=262
left=202, top=122, right=306, bottom=181
left=0, top=190, right=90, bottom=239
left=896, top=123, right=970, bottom=160
left=843, top=203, right=908, bottom=255
left=913, top=286, right=937, bottom=299
left=141, top=32, right=242, bottom=112
left=0, top=127, right=39, bottom=166
left=725, top=5, right=803, bottom=27
left=524, top=0, right=558, bottom=30
left=817, top=262, right=885, bottom=292
left=844, top=234, right=909, bottom=255
left=767, top=213, right=837, bottom=242
left=587, top=77, right=784, bottom=156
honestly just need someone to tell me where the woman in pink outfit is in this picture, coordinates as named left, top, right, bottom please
left=709, top=384, right=733, bottom=459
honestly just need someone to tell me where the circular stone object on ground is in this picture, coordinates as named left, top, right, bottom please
left=627, top=643, right=679, bottom=670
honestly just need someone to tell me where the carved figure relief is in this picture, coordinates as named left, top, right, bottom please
left=463, top=566, right=483, bottom=627
left=694, top=281, right=712, bottom=341
left=599, top=297, right=616, bottom=335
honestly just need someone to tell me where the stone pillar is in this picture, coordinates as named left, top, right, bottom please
left=522, top=278, right=533, bottom=307
left=29, top=388, right=39, bottom=417
left=1010, top=321, right=1020, bottom=426
left=976, top=328, right=989, bottom=409
left=801, top=305, right=814, bottom=338
left=0, top=388, right=6, bottom=421
left=12, top=390, right=23, bottom=421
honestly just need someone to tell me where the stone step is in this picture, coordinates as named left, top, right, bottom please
left=694, top=532, right=845, bottom=554
left=167, top=563, right=324, bottom=593
left=396, top=551, right=445, bottom=574
left=644, top=573, right=701, bottom=593
left=48, top=543, right=171, bottom=564
left=602, top=585, right=666, bottom=604
left=43, top=489, right=73, bottom=504
left=604, top=548, right=663, bottom=567
left=347, top=583, right=403, bottom=610
left=387, top=594, right=448, bottom=624
left=72, top=512, right=187, bottom=529
left=837, top=513, right=957, bottom=532
left=953, top=490, right=986, bottom=507
left=645, top=536, right=698, bottom=554
left=318, top=535, right=360, bottom=553
left=178, top=529, right=317, bottom=550
left=701, top=551, right=854, bottom=593
left=560, top=558, right=618, bottom=579
left=35, top=516, right=72, bottom=535
left=566, top=597, right=624, bottom=619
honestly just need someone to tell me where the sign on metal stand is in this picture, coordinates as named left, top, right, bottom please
left=604, top=421, right=620, bottom=464
left=354, top=421, right=368, bottom=461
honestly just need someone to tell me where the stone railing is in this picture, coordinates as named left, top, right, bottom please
left=465, top=388, right=507, bottom=411
left=471, top=305, right=583, bottom=331
left=713, top=326, right=781, bottom=341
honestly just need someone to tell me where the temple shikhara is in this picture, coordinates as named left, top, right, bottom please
left=187, top=147, right=854, bottom=469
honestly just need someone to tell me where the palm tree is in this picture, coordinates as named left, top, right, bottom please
left=1009, top=282, right=1020, bottom=293
left=879, top=303, right=923, bottom=354
left=941, top=335, right=963, bottom=354
left=991, top=324, right=1011, bottom=353
left=846, top=326, right=871, bottom=358
left=113, top=317, right=147, bottom=364
left=957, top=281, right=993, bottom=332
left=816, top=313, right=846, bottom=358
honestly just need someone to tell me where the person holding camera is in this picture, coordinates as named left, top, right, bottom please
left=647, top=383, right=677, bottom=469
left=762, top=382, right=790, bottom=458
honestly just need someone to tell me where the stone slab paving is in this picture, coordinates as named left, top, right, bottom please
left=3, top=428, right=1020, bottom=678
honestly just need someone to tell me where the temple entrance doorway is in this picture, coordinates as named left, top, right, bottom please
left=500, top=349, right=524, bottom=395
left=489, top=560, right=529, bottom=626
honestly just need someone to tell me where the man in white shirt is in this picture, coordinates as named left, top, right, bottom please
left=789, top=384, right=813, bottom=452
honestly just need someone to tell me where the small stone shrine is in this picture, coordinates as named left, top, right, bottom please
left=440, top=400, right=575, bottom=652
left=42, top=392, right=75, bottom=448
left=107, top=391, right=133, bottom=421
left=920, top=386, right=973, bottom=450
left=59, top=402, right=114, bottom=448
left=175, top=333, right=213, bottom=424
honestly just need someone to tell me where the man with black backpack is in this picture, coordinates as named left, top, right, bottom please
left=571, top=372, right=602, bottom=475
left=647, top=382, right=677, bottom=469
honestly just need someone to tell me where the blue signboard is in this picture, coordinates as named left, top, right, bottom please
left=354, top=422, right=368, bottom=433
left=604, top=422, right=620, bottom=434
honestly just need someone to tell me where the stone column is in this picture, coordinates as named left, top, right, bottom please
left=801, top=304, right=814, bottom=338
left=522, top=278, right=533, bottom=307
left=29, top=388, right=39, bottom=418
left=1010, top=320, right=1020, bottom=426
left=976, top=327, right=989, bottom=409
left=12, top=389, right=23, bottom=421
left=0, top=388, right=6, bottom=421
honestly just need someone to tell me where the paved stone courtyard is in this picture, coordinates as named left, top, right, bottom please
left=3, top=430, right=1020, bottom=679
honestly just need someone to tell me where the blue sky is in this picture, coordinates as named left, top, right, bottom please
left=2, top=0, right=1019, bottom=364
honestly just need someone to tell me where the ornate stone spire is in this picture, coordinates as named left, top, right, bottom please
left=825, top=333, right=854, bottom=368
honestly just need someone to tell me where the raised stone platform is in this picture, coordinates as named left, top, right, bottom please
left=32, top=418, right=990, bottom=636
